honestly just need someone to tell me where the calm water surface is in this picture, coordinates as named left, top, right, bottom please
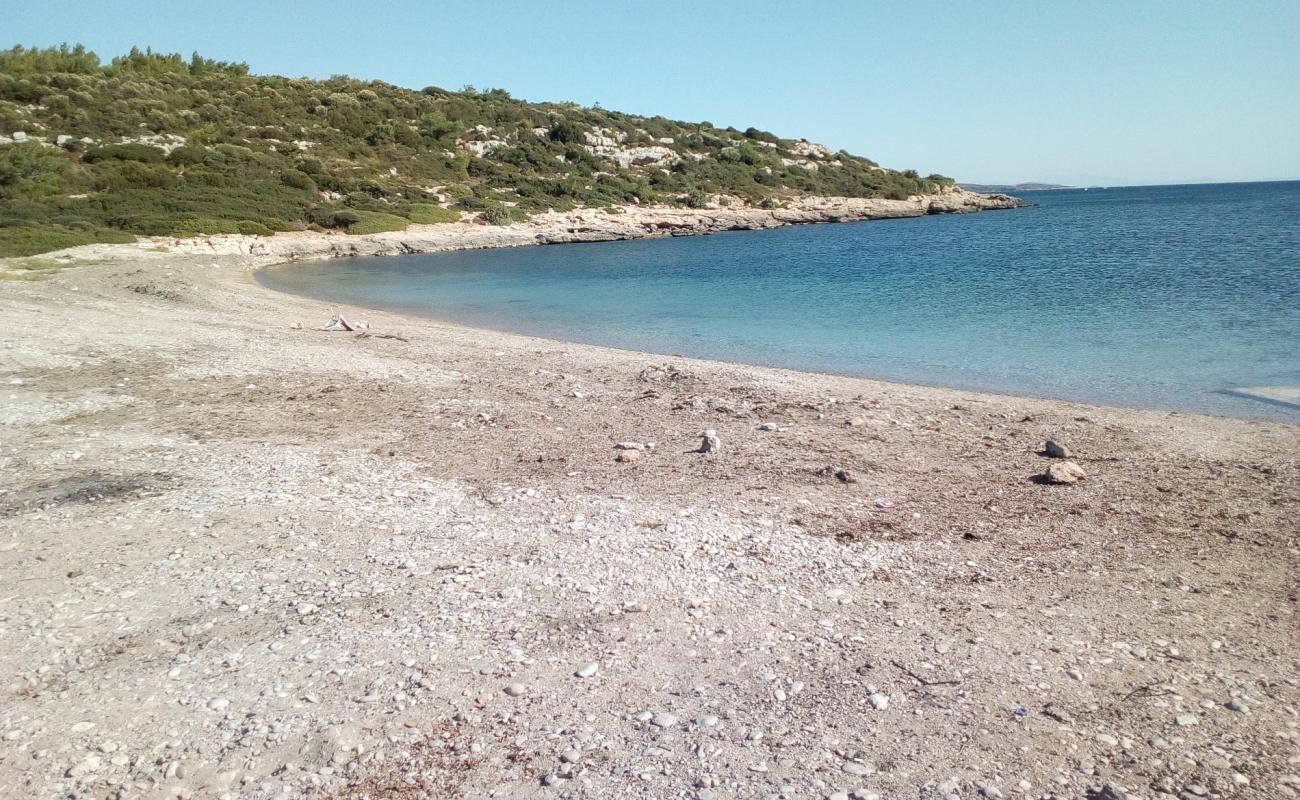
left=260, top=181, right=1300, bottom=420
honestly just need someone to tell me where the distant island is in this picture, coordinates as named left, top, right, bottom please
left=0, top=44, right=977, bottom=257
left=958, top=182, right=1074, bottom=193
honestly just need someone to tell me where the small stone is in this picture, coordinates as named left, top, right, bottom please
left=575, top=662, right=599, bottom=678
left=829, top=793, right=850, bottom=800
left=1096, top=733, right=1119, bottom=747
left=1226, top=699, right=1249, bottom=712
left=207, top=698, right=230, bottom=712
left=699, top=429, right=721, bottom=453
left=757, top=422, right=779, bottom=431
left=560, top=750, right=581, bottom=764
left=69, top=722, right=96, bottom=733
left=1175, top=713, right=1198, bottom=727
left=981, top=787, right=1005, bottom=799
left=842, top=761, right=874, bottom=776
left=845, top=417, right=866, bottom=427
left=1044, top=439, right=1071, bottom=458
left=503, top=683, right=526, bottom=697
left=66, top=755, right=102, bottom=777
left=614, top=442, right=644, bottom=450
left=615, top=449, right=641, bottom=463
left=651, top=712, right=677, bottom=728
left=835, top=469, right=858, bottom=484
left=868, top=693, right=889, bottom=710
left=540, top=773, right=559, bottom=786
left=1042, top=461, right=1087, bottom=485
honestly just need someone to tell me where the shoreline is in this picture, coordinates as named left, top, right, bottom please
left=4, top=187, right=1022, bottom=266
left=255, top=265, right=1300, bottom=426
left=2, top=200, right=1298, bottom=799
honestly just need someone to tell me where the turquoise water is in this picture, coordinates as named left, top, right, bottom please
left=259, top=181, right=1300, bottom=420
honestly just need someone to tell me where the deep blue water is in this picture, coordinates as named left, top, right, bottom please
left=259, top=181, right=1300, bottom=420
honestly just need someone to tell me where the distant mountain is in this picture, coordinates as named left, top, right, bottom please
left=958, top=182, right=1074, bottom=193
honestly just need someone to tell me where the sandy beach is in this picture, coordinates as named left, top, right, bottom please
left=1, top=209, right=1298, bottom=800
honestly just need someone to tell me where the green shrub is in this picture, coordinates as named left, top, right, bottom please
left=279, top=169, right=317, bottom=193
left=0, top=144, right=67, bottom=198
left=407, top=203, right=460, bottom=224
left=260, top=216, right=292, bottom=231
left=83, top=143, right=165, bottom=163
left=166, top=146, right=206, bottom=165
left=344, top=210, right=409, bottom=235
left=171, top=217, right=241, bottom=236
left=0, top=225, right=134, bottom=257
left=481, top=205, right=513, bottom=225
left=236, top=220, right=273, bottom=235
left=684, top=189, right=708, bottom=208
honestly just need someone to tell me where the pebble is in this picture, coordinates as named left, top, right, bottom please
left=503, top=683, right=526, bottom=697
left=560, top=750, right=581, bottom=764
left=1174, top=713, right=1198, bottom=727
left=651, top=712, right=677, bottom=728
left=615, top=450, right=641, bottom=463
left=868, top=693, right=889, bottom=710
left=69, top=721, right=96, bottom=733
left=1043, top=461, right=1087, bottom=484
left=758, top=422, right=779, bottom=431
left=842, top=761, right=874, bottom=776
left=1044, top=439, right=1071, bottom=458
left=207, top=698, right=230, bottom=712
left=575, top=662, right=599, bottom=678
left=66, top=755, right=101, bottom=777
left=1096, top=733, right=1119, bottom=747
left=1225, top=699, right=1249, bottom=712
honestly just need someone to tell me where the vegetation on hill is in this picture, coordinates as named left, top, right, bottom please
left=0, top=44, right=954, bottom=257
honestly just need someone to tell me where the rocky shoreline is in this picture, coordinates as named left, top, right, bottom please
left=10, top=188, right=1022, bottom=267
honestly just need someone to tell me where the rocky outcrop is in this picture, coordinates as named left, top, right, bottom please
left=22, top=188, right=1022, bottom=266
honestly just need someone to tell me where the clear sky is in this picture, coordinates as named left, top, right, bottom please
left=8, top=1, right=1299, bottom=186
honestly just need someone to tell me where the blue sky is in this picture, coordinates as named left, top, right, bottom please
left=8, top=1, right=1299, bottom=186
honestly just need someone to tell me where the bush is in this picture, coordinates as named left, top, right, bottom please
left=684, top=189, right=708, bottom=208
left=260, top=216, right=292, bottom=231
left=279, top=169, right=317, bottom=193
left=548, top=120, right=586, bottom=145
left=166, top=146, right=206, bottom=165
left=343, top=210, right=410, bottom=235
left=406, top=203, right=460, bottom=224
left=83, top=143, right=166, bottom=163
left=0, top=225, right=135, bottom=257
left=171, top=217, right=241, bottom=236
left=481, top=205, right=514, bottom=225
left=236, top=220, right=274, bottom=235
left=0, top=143, right=67, bottom=198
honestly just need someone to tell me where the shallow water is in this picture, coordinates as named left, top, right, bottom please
left=259, top=181, right=1300, bottom=421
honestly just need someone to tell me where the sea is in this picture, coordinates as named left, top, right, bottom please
left=258, top=181, right=1300, bottom=421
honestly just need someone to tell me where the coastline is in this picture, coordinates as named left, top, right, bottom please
left=3, top=187, right=1022, bottom=267
left=2, top=198, right=1298, bottom=799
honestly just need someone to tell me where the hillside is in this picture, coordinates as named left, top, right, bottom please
left=0, top=45, right=957, bottom=257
